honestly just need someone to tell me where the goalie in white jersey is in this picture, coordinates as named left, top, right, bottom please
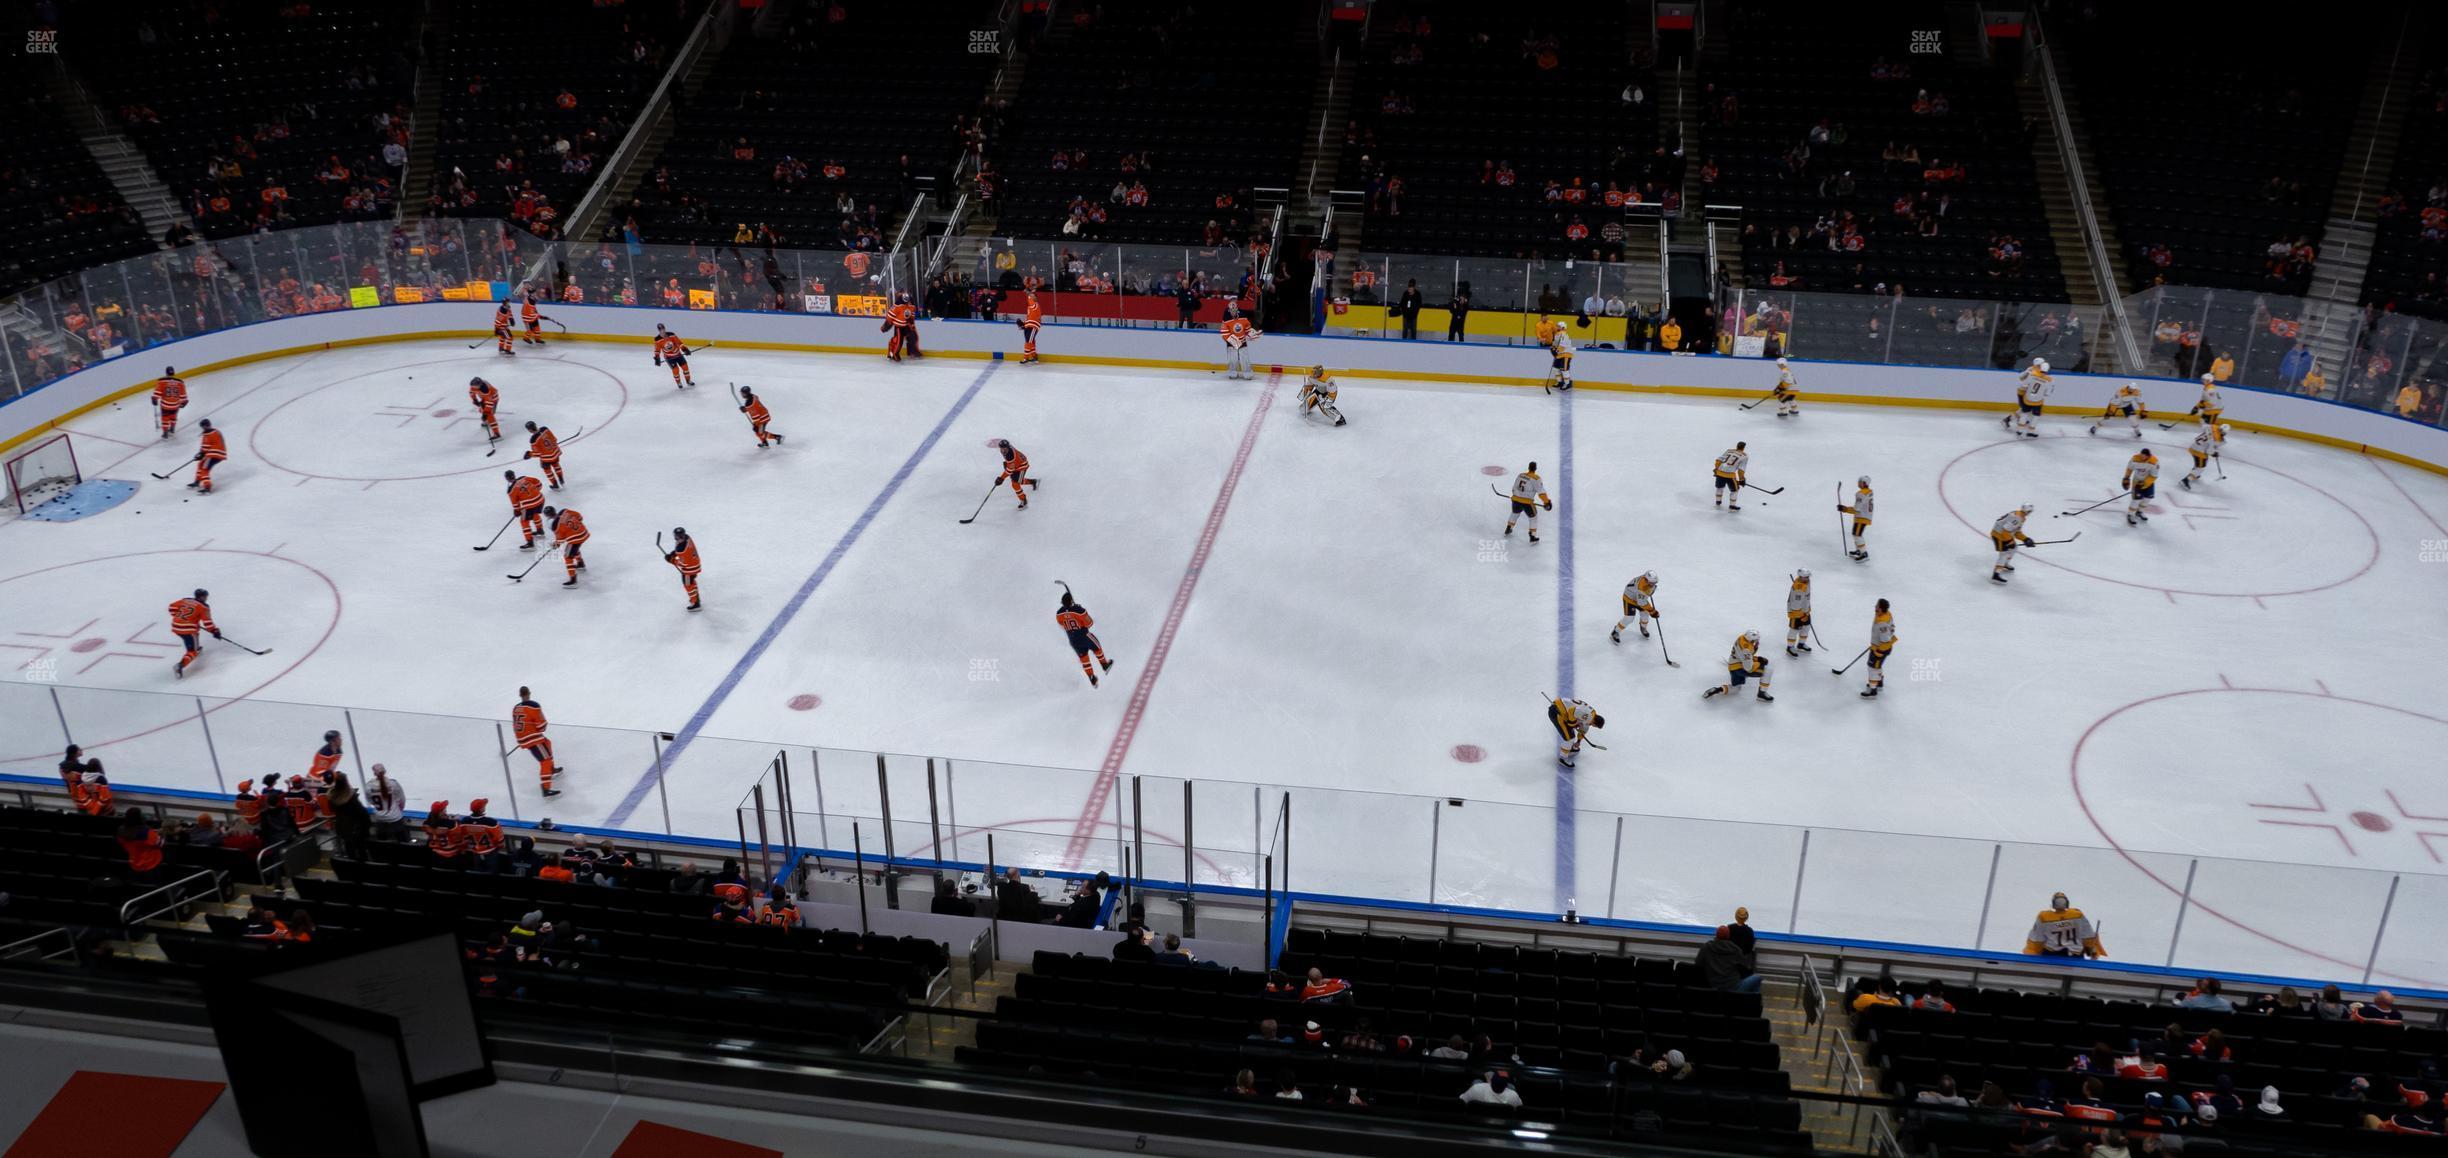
left=1505, top=464, right=1553, bottom=543
left=1299, top=364, right=1346, bottom=426
left=2090, top=382, right=2147, bottom=438
left=2182, top=423, right=2227, bottom=490
left=1547, top=696, right=1604, bottom=768
left=1837, top=476, right=1873, bottom=560
left=1611, top=571, right=1660, bottom=644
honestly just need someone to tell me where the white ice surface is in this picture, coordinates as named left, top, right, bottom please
left=4, top=338, right=2447, bottom=986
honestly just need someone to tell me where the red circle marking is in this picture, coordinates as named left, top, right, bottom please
left=2352, top=810, right=2392, bottom=833
left=1481, top=465, right=1507, bottom=476
left=1934, top=438, right=2380, bottom=598
left=1451, top=744, right=1486, bottom=763
left=2070, top=686, right=2447, bottom=987
left=247, top=355, right=628, bottom=482
left=787, top=694, right=821, bottom=711
left=0, top=549, right=343, bottom=764
left=70, top=638, right=106, bottom=653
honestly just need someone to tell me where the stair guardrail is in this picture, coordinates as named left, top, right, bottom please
left=559, top=0, right=730, bottom=249
left=0, top=926, right=76, bottom=964
left=117, top=867, right=225, bottom=938
left=2028, top=12, right=2142, bottom=372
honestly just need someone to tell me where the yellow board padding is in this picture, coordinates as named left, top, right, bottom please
left=5, top=327, right=2442, bottom=478
left=1327, top=303, right=1632, bottom=345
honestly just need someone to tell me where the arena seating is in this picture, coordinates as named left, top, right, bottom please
left=987, top=1, right=1314, bottom=245
left=2358, top=55, right=2448, bottom=319
left=1858, top=977, right=2448, bottom=1155
left=0, top=73, right=155, bottom=297
left=0, top=806, right=242, bottom=929
left=957, top=930, right=1809, bottom=1150
left=629, top=0, right=996, bottom=248
left=429, top=0, right=702, bottom=234
left=1707, top=4, right=2066, bottom=302
left=63, top=0, right=412, bottom=239
left=2063, top=12, right=2353, bottom=295
left=1337, top=1, right=1664, bottom=260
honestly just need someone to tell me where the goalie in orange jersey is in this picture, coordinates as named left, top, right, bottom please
left=652, top=324, right=696, bottom=388
left=882, top=293, right=921, bottom=361
left=1056, top=587, right=1113, bottom=687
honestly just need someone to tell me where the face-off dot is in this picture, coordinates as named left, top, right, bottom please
left=70, top=638, right=106, bottom=653
left=2352, top=810, right=2393, bottom=833
left=1450, top=744, right=1486, bottom=763
left=1480, top=466, right=1507, bottom=476
left=787, top=694, right=821, bottom=711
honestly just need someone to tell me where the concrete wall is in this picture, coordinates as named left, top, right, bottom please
left=10, top=302, right=2446, bottom=473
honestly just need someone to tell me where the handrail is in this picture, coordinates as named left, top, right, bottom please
left=559, top=0, right=727, bottom=249
left=117, top=866, right=223, bottom=931
left=0, top=926, right=76, bottom=963
left=255, top=817, right=326, bottom=883
left=2027, top=12, right=2141, bottom=372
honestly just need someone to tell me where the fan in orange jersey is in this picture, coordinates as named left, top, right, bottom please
left=493, top=301, right=516, bottom=356
left=512, top=686, right=561, bottom=797
left=995, top=439, right=1037, bottom=510
left=468, top=376, right=502, bottom=444
left=522, top=420, right=566, bottom=488
left=542, top=505, right=588, bottom=586
left=882, top=293, right=922, bottom=361
left=188, top=419, right=228, bottom=493
left=169, top=587, right=220, bottom=678
left=757, top=886, right=803, bottom=928
left=651, top=324, right=695, bottom=388
left=1056, top=589, right=1113, bottom=686
left=306, top=728, right=344, bottom=789
left=737, top=386, right=784, bottom=446
left=519, top=291, right=545, bottom=345
left=663, top=526, right=703, bottom=611
left=151, top=366, right=187, bottom=440
left=1016, top=290, right=1043, bottom=363
left=504, top=469, right=547, bottom=547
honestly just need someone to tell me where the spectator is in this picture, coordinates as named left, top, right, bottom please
left=1248, top=1018, right=1291, bottom=1043
left=240, top=906, right=288, bottom=941
left=116, top=808, right=165, bottom=882
left=1913, top=981, right=1956, bottom=1012
left=1337, top=1019, right=1384, bottom=1054
left=1113, top=925, right=1154, bottom=962
left=1918, top=1075, right=1969, bottom=1107
left=1695, top=925, right=1760, bottom=994
left=1298, top=1020, right=1329, bottom=1049
left=1397, top=279, right=1422, bottom=340
left=176, top=812, right=225, bottom=849
left=2254, top=1086, right=2286, bottom=1120
left=2313, top=983, right=2351, bottom=1020
left=2179, top=978, right=2233, bottom=1012
left=284, top=910, right=317, bottom=945
left=1057, top=872, right=1108, bottom=928
left=1273, top=1071, right=1304, bottom=1100
left=2117, top=1044, right=2170, bottom=1081
left=2092, top=1129, right=2133, bottom=1158
left=995, top=868, right=1045, bottom=922
left=327, top=771, right=370, bottom=860
left=2351, top=990, right=2405, bottom=1026
left=1152, top=932, right=1196, bottom=966
left=2189, top=1028, right=2231, bottom=1061
left=1659, top=315, right=1683, bottom=351
left=1225, top=1069, right=1259, bottom=1096
left=1426, top=1034, right=1471, bottom=1060
left=1460, top=1070, right=1521, bottom=1108
left=458, top=799, right=505, bottom=873
left=1300, top=966, right=1352, bottom=1004
left=1447, top=284, right=1471, bottom=341
left=364, top=764, right=405, bottom=841
left=1851, top=976, right=1903, bottom=1013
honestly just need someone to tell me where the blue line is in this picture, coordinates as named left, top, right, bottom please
left=604, top=362, right=1003, bottom=825
left=1553, top=387, right=1577, bottom=912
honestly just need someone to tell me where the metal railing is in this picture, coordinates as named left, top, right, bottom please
left=117, top=867, right=224, bottom=937
left=2028, top=10, right=2141, bottom=371
left=0, top=926, right=75, bottom=964
left=561, top=0, right=730, bottom=246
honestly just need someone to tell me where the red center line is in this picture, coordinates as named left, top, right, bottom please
left=1061, top=369, right=1281, bottom=867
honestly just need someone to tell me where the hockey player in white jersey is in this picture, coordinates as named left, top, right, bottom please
left=1611, top=571, right=1660, bottom=644
left=1837, top=476, right=1873, bottom=560
left=2004, top=358, right=2049, bottom=438
left=2090, top=382, right=2147, bottom=438
left=1299, top=364, right=1347, bottom=426
left=1547, top=695, right=1604, bottom=768
left=1773, top=357, right=1800, bottom=417
left=2182, top=423, right=2227, bottom=490
left=1505, top=463, right=1554, bottom=543
left=1702, top=630, right=1773, bottom=703
left=2121, top=447, right=2159, bottom=526
left=1990, top=504, right=2037, bottom=583
left=1712, top=442, right=1750, bottom=511
left=1783, top=570, right=1814, bottom=657
left=1861, top=599, right=1898, bottom=698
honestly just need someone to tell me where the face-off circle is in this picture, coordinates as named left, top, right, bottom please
left=249, top=356, right=628, bottom=483
left=0, top=549, right=343, bottom=766
left=1936, top=439, right=2379, bottom=598
left=2071, top=686, right=2448, bottom=984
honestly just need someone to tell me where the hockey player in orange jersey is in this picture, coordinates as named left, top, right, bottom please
left=169, top=588, right=220, bottom=679
left=652, top=325, right=696, bottom=388
left=494, top=301, right=516, bottom=356
left=504, top=470, right=547, bottom=548
left=542, top=505, right=588, bottom=586
left=1017, top=290, right=1043, bottom=363
left=995, top=439, right=1037, bottom=510
left=663, top=526, right=703, bottom=610
left=151, top=366, right=187, bottom=440
left=523, top=421, right=566, bottom=488
left=512, top=686, right=561, bottom=797
left=188, top=419, right=228, bottom=493
left=520, top=291, right=545, bottom=346
left=468, top=376, right=502, bottom=444
left=1056, top=586, right=1113, bottom=687
left=883, top=294, right=921, bottom=361
left=737, top=386, right=784, bottom=446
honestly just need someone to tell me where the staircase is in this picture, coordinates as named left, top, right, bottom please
left=33, top=57, right=193, bottom=245
left=562, top=5, right=732, bottom=243
left=1299, top=48, right=1355, bottom=209
left=1765, top=977, right=1886, bottom=1155
left=933, top=29, right=1040, bottom=282
left=2030, top=42, right=2129, bottom=308
left=398, top=0, right=451, bottom=222
left=2300, top=27, right=2417, bottom=386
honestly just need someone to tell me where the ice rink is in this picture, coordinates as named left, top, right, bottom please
left=5, top=333, right=2448, bottom=985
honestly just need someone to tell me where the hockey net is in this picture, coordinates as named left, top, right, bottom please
left=5, top=433, right=81, bottom=513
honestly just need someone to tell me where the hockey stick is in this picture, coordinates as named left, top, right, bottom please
left=728, top=381, right=741, bottom=405
left=1808, top=620, right=1831, bottom=653
left=1834, top=481, right=1845, bottom=556
left=472, top=514, right=517, bottom=551
left=685, top=342, right=713, bottom=355
left=1742, top=481, right=1785, bottom=495
left=215, top=635, right=273, bottom=656
left=150, top=456, right=197, bottom=480
left=2214, top=454, right=2226, bottom=480
left=2025, top=533, right=2083, bottom=545
left=1581, top=738, right=1608, bottom=751
left=542, top=316, right=569, bottom=332
left=1655, top=617, right=1682, bottom=667
left=2058, top=491, right=2131, bottom=517
left=483, top=432, right=502, bottom=458
left=1055, top=579, right=1073, bottom=598
left=1737, top=390, right=1778, bottom=410
left=957, top=481, right=1000, bottom=524
left=507, top=545, right=558, bottom=582
left=1831, top=646, right=1869, bottom=676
